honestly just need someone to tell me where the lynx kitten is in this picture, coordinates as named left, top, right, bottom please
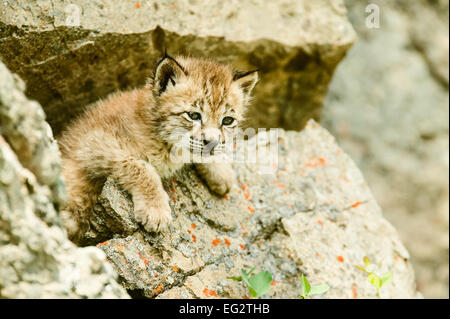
left=58, top=55, right=258, bottom=244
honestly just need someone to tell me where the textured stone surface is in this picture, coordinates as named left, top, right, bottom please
left=92, top=121, right=420, bottom=299
left=0, top=61, right=129, bottom=298
left=322, top=0, right=449, bottom=298
left=0, top=0, right=356, bottom=134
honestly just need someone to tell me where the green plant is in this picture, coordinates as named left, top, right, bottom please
left=299, top=274, right=329, bottom=299
left=355, top=256, right=393, bottom=298
left=228, top=267, right=272, bottom=298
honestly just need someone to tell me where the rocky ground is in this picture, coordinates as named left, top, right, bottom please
left=322, top=0, right=449, bottom=298
left=0, top=61, right=129, bottom=298
left=91, top=122, right=419, bottom=299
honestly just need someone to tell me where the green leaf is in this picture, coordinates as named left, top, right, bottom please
left=301, top=275, right=311, bottom=297
left=248, top=286, right=258, bottom=298
left=355, top=265, right=368, bottom=272
left=381, top=272, right=393, bottom=286
left=363, top=256, right=371, bottom=267
left=247, top=270, right=272, bottom=298
left=367, top=272, right=382, bottom=289
left=227, top=276, right=242, bottom=282
left=309, top=284, right=330, bottom=296
left=245, top=266, right=256, bottom=277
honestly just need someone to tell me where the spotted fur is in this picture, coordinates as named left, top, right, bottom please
left=58, top=55, right=258, bottom=243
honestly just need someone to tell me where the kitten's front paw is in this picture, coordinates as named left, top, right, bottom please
left=203, top=164, right=235, bottom=196
left=133, top=194, right=173, bottom=232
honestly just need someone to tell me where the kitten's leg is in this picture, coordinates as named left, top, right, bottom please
left=110, top=158, right=172, bottom=232
left=195, top=163, right=235, bottom=195
left=60, top=161, right=98, bottom=244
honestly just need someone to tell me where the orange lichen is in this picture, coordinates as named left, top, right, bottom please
left=352, top=285, right=358, bottom=299
left=239, top=244, right=246, bottom=250
left=191, top=223, right=197, bottom=229
left=244, top=191, right=251, bottom=200
left=337, top=256, right=344, bottom=263
left=138, top=252, right=149, bottom=265
left=203, top=288, right=218, bottom=297
left=171, top=266, right=180, bottom=273
left=317, top=220, right=323, bottom=226
left=96, top=241, right=108, bottom=246
left=153, top=285, right=163, bottom=294
left=306, top=157, right=328, bottom=168
left=135, top=3, right=140, bottom=9
left=223, top=194, right=229, bottom=200
left=351, top=201, right=362, bottom=208
left=271, top=281, right=277, bottom=286
left=247, top=206, right=255, bottom=213
left=212, top=238, right=221, bottom=246
left=224, top=238, right=231, bottom=246
left=241, top=184, right=246, bottom=191
left=191, top=234, right=197, bottom=243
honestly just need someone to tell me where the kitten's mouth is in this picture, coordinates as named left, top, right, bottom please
left=189, top=137, right=225, bottom=156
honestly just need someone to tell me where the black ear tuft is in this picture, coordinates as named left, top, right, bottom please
left=232, top=69, right=259, bottom=97
left=154, top=55, right=186, bottom=95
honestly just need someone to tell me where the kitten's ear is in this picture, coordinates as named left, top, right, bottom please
left=233, top=70, right=259, bottom=99
left=153, top=55, right=186, bottom=95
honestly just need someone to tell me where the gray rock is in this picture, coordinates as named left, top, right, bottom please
left=0, top=0, right=356, bottom=134
left=93, top=121, right=420, bottom=299
left=0, top=61, right=129, bottom=298
left=322, top=0, right=449, bottom=298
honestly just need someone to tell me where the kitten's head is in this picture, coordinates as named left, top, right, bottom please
left=148, top=55, right=258, bottom=156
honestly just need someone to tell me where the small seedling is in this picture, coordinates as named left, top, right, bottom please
left=299, top=274, right=330, bottom=299
left=355, top=256, right=393, bottom=298
left=228, top=267, right=272, bottom=298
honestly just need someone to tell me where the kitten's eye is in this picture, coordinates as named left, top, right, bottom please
left=222, top=116, right=235, bottom=126
left=188, top=112, right=202, bottom=121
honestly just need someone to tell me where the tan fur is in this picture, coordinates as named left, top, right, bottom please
left=57, top=55, right=258, bottom=243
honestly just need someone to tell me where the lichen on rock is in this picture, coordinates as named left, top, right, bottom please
left=91, top=122, right=420, bottom=299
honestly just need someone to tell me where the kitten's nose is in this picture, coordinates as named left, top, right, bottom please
left=202, top=129, right=221, bottom=149
left=202, top=138, right=219, bottom=148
